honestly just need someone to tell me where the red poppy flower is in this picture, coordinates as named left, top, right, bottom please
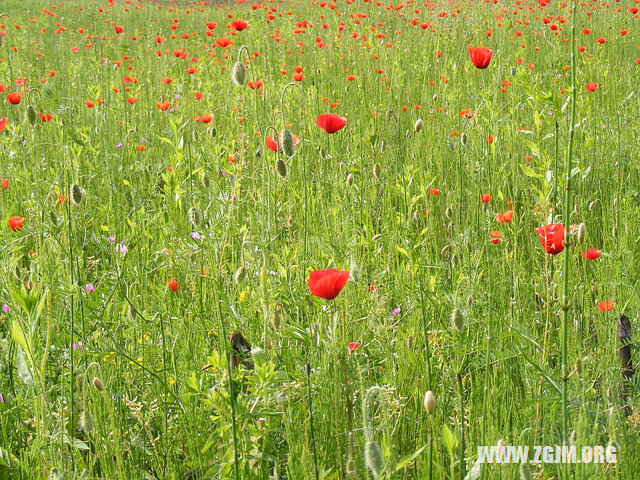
left=127, top=97, right=138, bottom=105
left=468, top=46, right=493, bottom=69
left=598, top=300, right=615, bottom=312
left=428, top=188, right=440, bottom=196
left=308, top=269, right=350, bottom=300
left=266, top=132, right=300, bottom=152
left=479, top=193, right=492, bottom=203
left=0, top=116, right=6, bottom=132
left=114, top=25, right=124, bottom=34
left=534, top=224, right=565, bottom=255
left=167, top=279, right=178, bottom=292
left=6, top=92, right=21, bottom=105
left=230, top=19, right=248, bottom=31
left=585, top=82, right=599, bottom=92
left=581, top=248, right=601, bottom=260
left=85, top=100, right=95, bottom=108
left=8, top=216, right=24, bottom=231
left=489, top=230, right=501, bottom=244
left=1, top=178, right=8, bottom=189
left=348, top=341, right=360, bottom=352
left=315, top=114, right=346, bottom=134
left=496, top=209, right=513, bottom=223
left=156, top=101, right=171, bottom=111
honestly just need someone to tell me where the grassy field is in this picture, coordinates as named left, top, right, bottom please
left=1, top=0, right=640, bottom=478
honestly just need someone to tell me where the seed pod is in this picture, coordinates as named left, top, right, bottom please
left=27, top=105, right=37, bottom=126
left=364, top=440, right=384, bottom=478
left=423, top=390, right=436, bottom=414
left=346, top=173, right=354, bottom=186
left=231, top=61, right=246, bottom=86
left=78, top=410, right=96, bottom=434
left=281, top=129, right=295, bottom=157
left=71, top=184, right=85, bottom=204
left=451, top=308, right=464, bottom=331
left=188, top=207, right=202, bottom=227
left=373, top=163, right=381, bottom=180
left=92, top=377, right=104, bottom=392
left=414, top=118, right=423, bottom=133
left=234, top=266, right=247, bottom=284
left=275, top=157, right=287, bottom=178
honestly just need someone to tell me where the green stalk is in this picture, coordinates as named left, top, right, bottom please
left=561, top=0, right=578, bottom=453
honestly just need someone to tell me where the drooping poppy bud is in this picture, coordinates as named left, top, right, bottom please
left=364, top=441, right=384, bottom=478
left=534, top=224, right=565, bottom=255
left=234, top=266, right=247, bottom=284
left=72, top=184, right=85, bottom=204
left=275, top=157, right=287, bottom=178
left=281, top=129, right=295, bottom=157
left=231, top=61, right=246, bottom=86
left=414, top=118, right=423, bottom=133
left=423, top=390, right=436, bottom=414
left=451, top=308, right=464, bottom=330
left=27, top=105, right=37, bottom=125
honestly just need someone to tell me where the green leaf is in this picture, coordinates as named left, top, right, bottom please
left=442, top=424, right=456, bottom=454
left=519, top=164, right=539, bottom=178
left=10, top=319, right=30, bottom=355
left=395, top=445, right=426, bottom=471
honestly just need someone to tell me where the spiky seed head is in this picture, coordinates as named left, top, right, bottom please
left=451, top=308, right=464, bottom=331
left=414, top=118, right=423, bottom=133
left=92, top=377, right=104, bottom=392
left=188, top=206, right=202, bottom=227
left=423, top=390, right=436, bottom=414
left=234, top=266, right=247, bottom=284
left=71, top=184, right=85, bottom=204
left=231, top=61, right=246, bottom=86
left=27, top=105, right=37, bottom=126
left=281, top=129, right=295, bottom=157
left=364, top=441, right=384, bottom=478
left=347, top=173, right=354, bottom=186
left=275, top=157, right=287, bottom=178
left=373, top=163, right=381, bottom=180
left=78, top=410, right=96, bottom=434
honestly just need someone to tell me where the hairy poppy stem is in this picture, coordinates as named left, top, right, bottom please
left=279, top=82, right=302, bottom=128
left=561, top=0, right=578, bottom=454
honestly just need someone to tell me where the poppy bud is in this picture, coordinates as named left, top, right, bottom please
left=577, top=223, right=586, bottom=243
left=467, top=295, right=474, bottom=307
left=231, top=61, right=246, bottom=86
left=281, top=129, right=295, bottom=157
left=275, top=157, right=287, bottom=178
left=347, top=173, right=354, bottom=186
left=27, top=105, right=37, bottom=126
left=188, top=206, right=202, bottom=226
left=49, top=211, right=59, bottom=228
left=423, top=390, right=436, bottom=414
left=445, top=207, right=453, bottom=219
left=460, top=132, right=468, bottom=146
left=497, top=439, right=506, bottom=450
left=234, top=266, right=247, bottom=284
left=201, top=172, right=210, bottom=188
left=373, top=163, right=381, bottom=180
left=92, top=377, right=104, bottom=392
left=414, top=118, right=423, bottom=133
left=451, top=308, right=464, bottom=331
left=364, top=440, right=384, bottom=478
left=78, top=409, right=96, bottom=434
left=432, top=93, right=438, bottom=101
left=72, top=184, right=85, bottom=204
left=272, top=305, right=283, bottom=329
left=519, top=463, right=532, bottom=480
